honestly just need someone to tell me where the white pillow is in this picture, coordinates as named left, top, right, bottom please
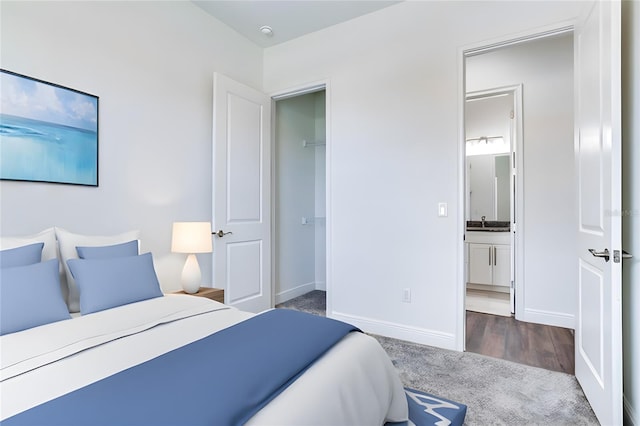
left=55, top=227, right=140, bottom=313
left=0, top=227, right=57, bottom=261
left=0, top=228, right=67, bottom=302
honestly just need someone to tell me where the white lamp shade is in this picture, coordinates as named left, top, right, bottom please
left=171, top=222, right=212, bottom=253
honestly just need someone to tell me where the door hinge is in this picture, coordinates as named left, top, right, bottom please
left=510, top=110, right=515, bottom=119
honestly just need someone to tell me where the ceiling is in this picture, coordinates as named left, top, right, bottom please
left=193, top=1, right=401, bottom=48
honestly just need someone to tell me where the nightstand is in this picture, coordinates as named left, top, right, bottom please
left=172, top=287, right=224, bottom=303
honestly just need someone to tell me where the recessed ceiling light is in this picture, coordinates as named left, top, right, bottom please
left=259, top=25, right=274, bottom=37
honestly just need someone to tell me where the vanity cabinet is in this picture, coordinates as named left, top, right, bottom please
left=466, top=232, right=511, bottom=288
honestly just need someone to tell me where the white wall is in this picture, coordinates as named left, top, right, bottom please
left=622, top=0, right=639, bottom=423
left=465, top=95, right=512, bottom=144
left=466, top=34, right=576, bottom=328
left=263, top=1, right=586, bottom=349
left=274, top=93, right=317, bottom=302
left=0, top=1, right=262, bottom=291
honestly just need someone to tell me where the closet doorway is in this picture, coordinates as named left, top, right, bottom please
left=273, top=89, right=327, bottom=307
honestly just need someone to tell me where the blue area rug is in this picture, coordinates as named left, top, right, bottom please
left=405, top=387, right=467, bottom=426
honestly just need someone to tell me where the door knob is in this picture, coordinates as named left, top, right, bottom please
left=588, top=248, right=610, bottom=262
left=213, top=230, right=233, bottom=238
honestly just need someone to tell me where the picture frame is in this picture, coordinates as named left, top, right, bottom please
left=0, top=69, right=99, bottom=186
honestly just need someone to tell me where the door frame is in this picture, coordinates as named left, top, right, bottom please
left=456, top=22, right=574, bottom=350
left=269, top=80, right=331, bottom=312
left=465, top=85, right=523, bottom=317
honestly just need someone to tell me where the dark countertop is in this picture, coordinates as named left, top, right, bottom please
left=466, top=220, right=510, bottom=232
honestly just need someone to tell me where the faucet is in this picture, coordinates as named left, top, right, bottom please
left=481, top=216, right=486, bottom=228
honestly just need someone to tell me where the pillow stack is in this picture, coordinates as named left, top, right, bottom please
left=67, top=240, right=163, bottom=315
left=0, top=236, right=70, bottom=336
left=0, top=227, right=163, bottom=335
left=55, top=227, right=141, bottom=313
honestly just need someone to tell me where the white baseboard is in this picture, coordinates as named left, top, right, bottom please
left=314, top=281, right=326, bottom=291
left=520, top=308, right=575, bottom=329
left=624, top=393, right=637, bottom=426
left=329, top=311, right=457, bottom=351
left=275, top=282, right=316, bottom=304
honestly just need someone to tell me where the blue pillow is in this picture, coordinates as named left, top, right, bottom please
left=0, top=259, right=71, bottom=335
left=76, top=240, right=139, bottom=259
left=0, top=242, right=44, bottom=268
left=67, top=253, right=163, bottom=315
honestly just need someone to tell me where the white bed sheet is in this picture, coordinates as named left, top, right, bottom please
left=0, top=295, right=407, bottom=424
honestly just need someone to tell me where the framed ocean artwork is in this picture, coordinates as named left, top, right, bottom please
left=0, top=69, right=99, bottom=186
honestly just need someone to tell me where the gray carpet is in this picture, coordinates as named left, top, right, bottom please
left=277, top=290, right=598, bottom=425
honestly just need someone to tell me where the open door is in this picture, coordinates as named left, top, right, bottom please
left=212, top=73, right=272, bottom=313
left=574, top=2, right=622, bottom=424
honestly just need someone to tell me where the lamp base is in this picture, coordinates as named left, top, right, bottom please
left=181, top=254, right=201, bottom=294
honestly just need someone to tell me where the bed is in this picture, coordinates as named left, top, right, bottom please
left=1, top=227, right=466, bottom=425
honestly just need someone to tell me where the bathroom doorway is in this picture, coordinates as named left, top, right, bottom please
left=463, top=30, right=576, bottom=330
left=464, top=88, right=519, bottom=318
left=462, top=30, right=577, bottom=371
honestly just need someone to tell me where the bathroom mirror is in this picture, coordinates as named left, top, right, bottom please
left=467, top=154, right=510, bottom=221
left=465, top=93, right=513, bottom=222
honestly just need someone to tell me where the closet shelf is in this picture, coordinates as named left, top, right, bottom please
left=301, top=216, right=326, bottom=225
left=302, top=140, right=326, bottom=148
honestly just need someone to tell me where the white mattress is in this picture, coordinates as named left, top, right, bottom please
left=0, top=295, right=408, bottom=424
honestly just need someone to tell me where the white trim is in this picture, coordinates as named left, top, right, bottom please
left=275, top=282, right=317, bottom=304
left=269, top=98, right=277, bottom=309
left=314, top=281, right=326, bottom=291
left=624, top=394, right=638, bottom=426
left=521, top=308, right=575, bottom=329
left=461, top=21, right=576, bottom=57
left=323, top=81, right=332, bottom=318
left=270, top=79, right=328, bottom=100
left=330, top=311, right=457, bottom=350
left=456, top=47, right=467, bottom=352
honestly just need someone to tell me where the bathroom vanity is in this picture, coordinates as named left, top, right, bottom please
left=466, top=227, right=511, bottom=291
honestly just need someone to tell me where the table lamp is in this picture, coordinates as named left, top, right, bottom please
left=171, top=222, right=212, bottom=293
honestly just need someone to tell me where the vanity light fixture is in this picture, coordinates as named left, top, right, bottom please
left=465, top=136, right=508, bottom=156
left=466, top=136, right=503, bottom=145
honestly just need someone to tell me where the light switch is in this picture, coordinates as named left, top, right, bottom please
left=438, top=202, right=448, bottom=217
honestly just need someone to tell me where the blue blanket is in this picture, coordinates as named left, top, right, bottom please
left=3, top=309, right=359, bottom=426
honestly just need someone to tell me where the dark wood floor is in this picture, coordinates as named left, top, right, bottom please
left=466, top=311, right=575, bottom=375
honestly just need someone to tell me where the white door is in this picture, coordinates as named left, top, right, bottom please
left=212, top=73, right=272, bottom=313
left=493, top=244, right=511, bottom=288
left=468, top=243, right=492, bottom=285
left=574, top=2, right=622, bottom=425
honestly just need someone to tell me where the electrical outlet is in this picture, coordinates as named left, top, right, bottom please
left=402, top=288, right=411, bottom=303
